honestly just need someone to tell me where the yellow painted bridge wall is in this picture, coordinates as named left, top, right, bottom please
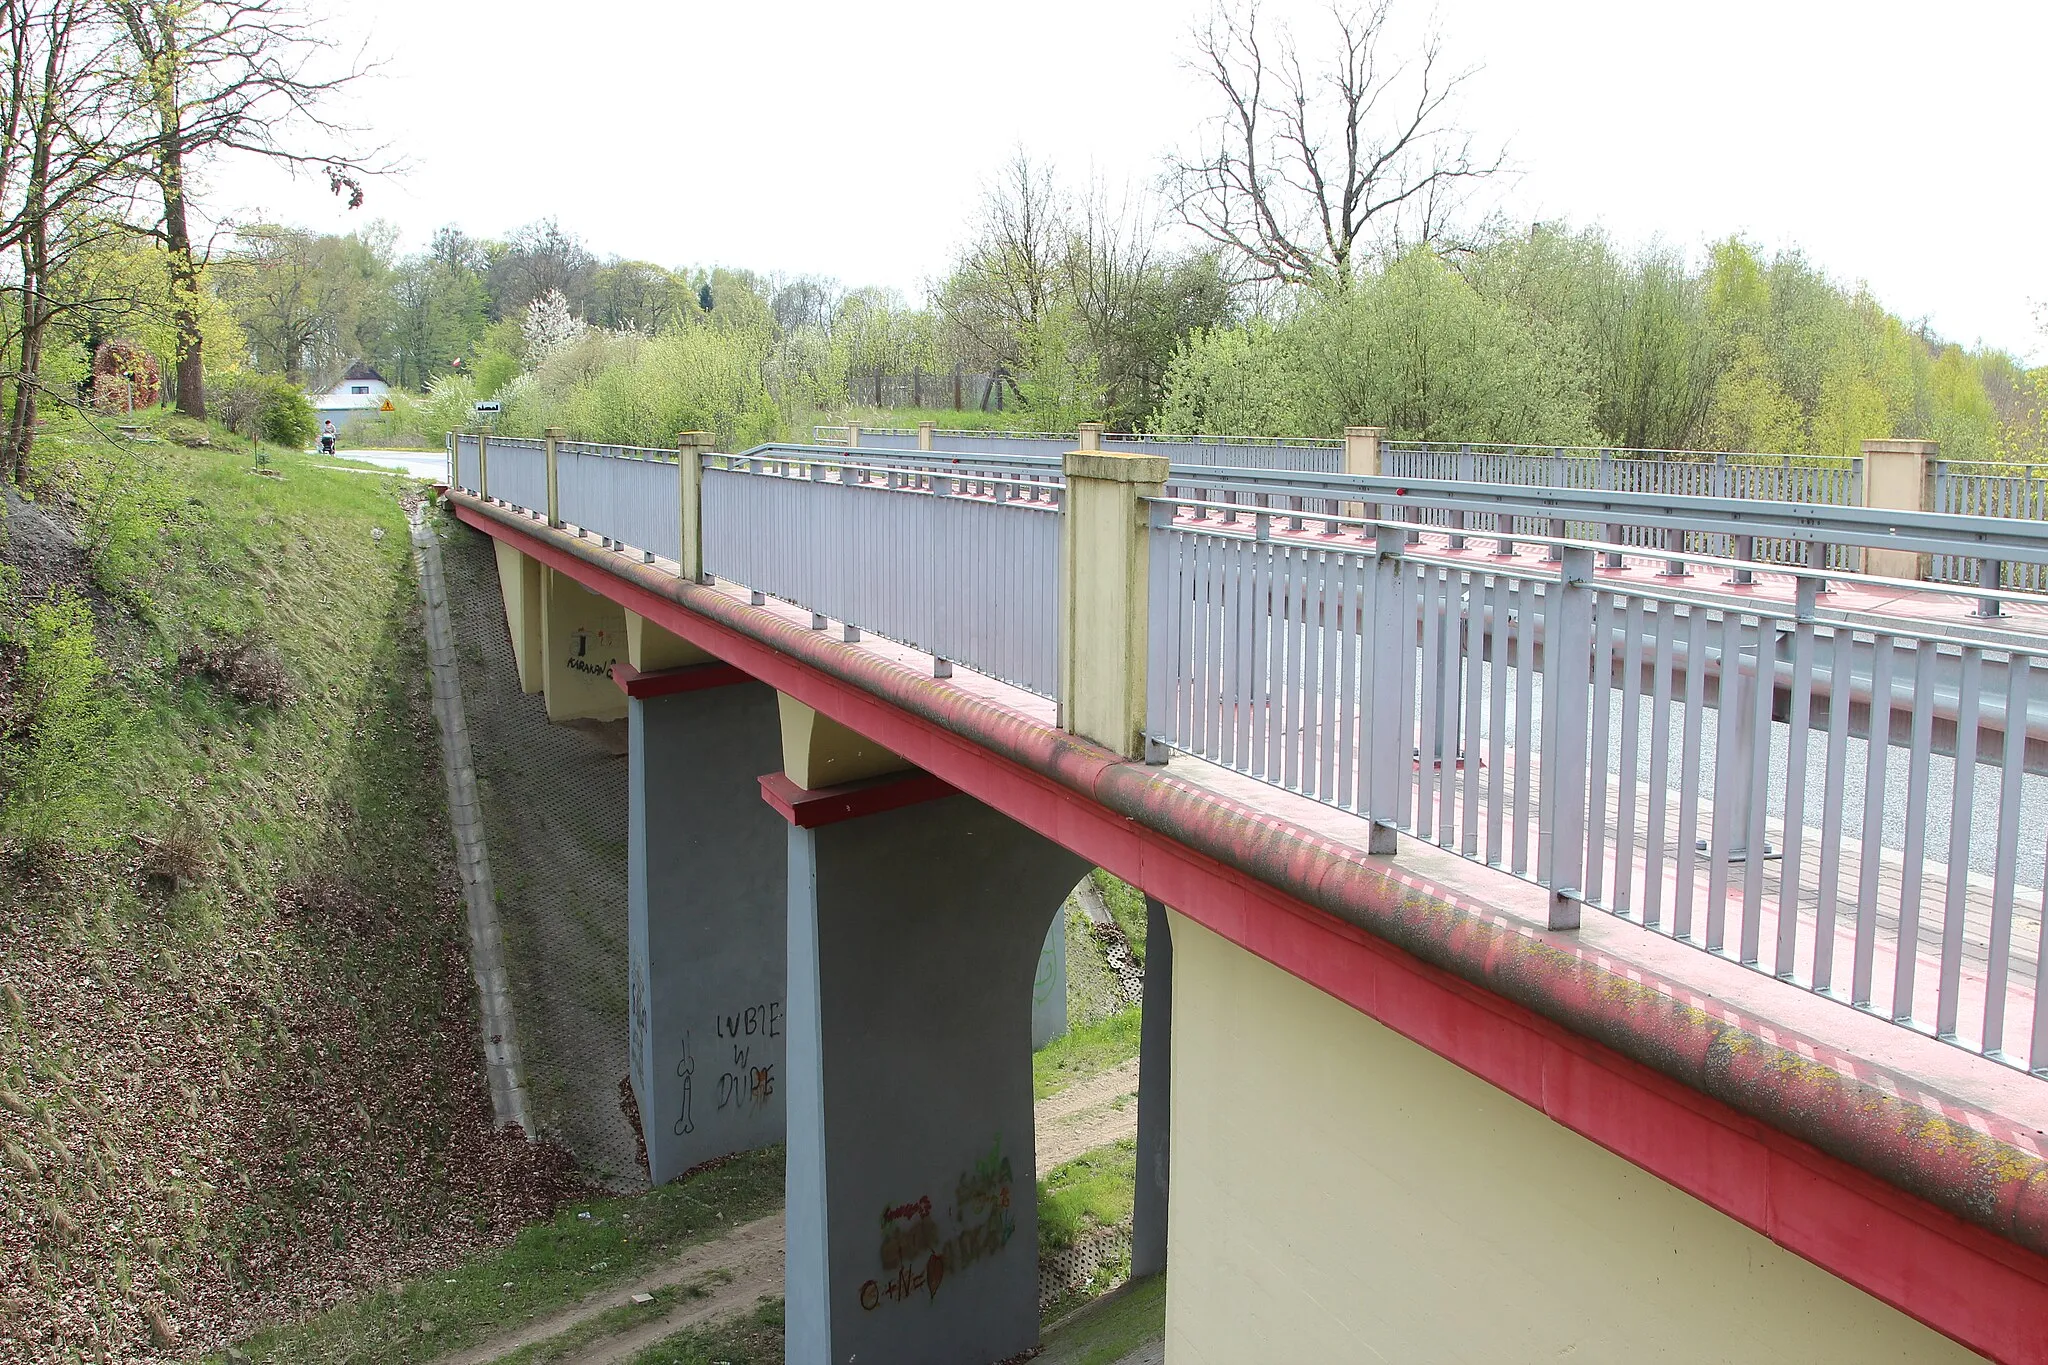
left=1163, top=912, right=1982, bottom=1364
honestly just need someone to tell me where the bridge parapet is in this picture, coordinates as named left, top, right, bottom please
left=450, top=437, right=2048, bottom=1075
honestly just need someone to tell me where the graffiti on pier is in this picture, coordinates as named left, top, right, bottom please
left=858, top=1136, right=1015, bottom=1312
left=717, top=1001, right=783, bottom=1041
left=715, top=999, right=781, bottom=1114
left=718, top=1046, right=775, bottom=1112
left=563, top=625, right=617, bottom=676
left=672, top=1031, right=696, bottom=1136
left=628, top=962, right=649, bottom=1095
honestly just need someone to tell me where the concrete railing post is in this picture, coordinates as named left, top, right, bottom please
left=1060, top=449, right=1169, bottom=759
left=1076, top=421, right=1104, bottom=452
left=543, top=426, right=563, bottom=527
left=916, top=420, right=934, bottom=452
left=1861, top=439, right=1938, bottom=580
left=1343, top=425, right=1383, bottom=521
left=677, top=431, right=715, bottom=582
left=845, top=422, right=862, bottom=450
left=477, top=431, right=490, bottom=501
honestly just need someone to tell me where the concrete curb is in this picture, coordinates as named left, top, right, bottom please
left=411, top=504, right=534, bottom=1136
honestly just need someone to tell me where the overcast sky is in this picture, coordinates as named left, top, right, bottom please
left=213, top=0, right=2045, bottom=359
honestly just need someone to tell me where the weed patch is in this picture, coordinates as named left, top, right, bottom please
left=1089, top=871, right=1148, bottom=959
left=1038, top=1139, right=1137, bottom=1252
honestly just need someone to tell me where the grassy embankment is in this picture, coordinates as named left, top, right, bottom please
left=0, top=411, right=580, bottom=1360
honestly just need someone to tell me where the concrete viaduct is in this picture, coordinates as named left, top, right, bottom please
left=442, top=428, right=2048, bottom=1364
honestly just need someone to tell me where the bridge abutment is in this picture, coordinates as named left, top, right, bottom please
left=621, top=661, right=788, bottom=1183
left=767, top=757, right=1087, bottom=1365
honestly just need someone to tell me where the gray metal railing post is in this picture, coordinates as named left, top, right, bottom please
left=1599, top=449, right=1625, bottom=566
left=1368, top=525, right=1405, bottom=854
left=1729, top=533, right=1756, bottom=586
left=1660, top=524, right=1689, bottom=578
left=1805, top=536, right=1829, bottom=596
left=1714, top=621, right=1763, bottom=864
left=1451, top=445, right=1472, bottom=549
left=1546, top=449, right=1564, bottom=559
left=1545, top=546, right=1595, bottom=930
left=1975, top=559, right=2005, bottom=618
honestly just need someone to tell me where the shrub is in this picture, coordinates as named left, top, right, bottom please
left=177, top=633, right=295, bottom=707
left=208, top=373, right=318, bottom=449
left=0, top=588, right=121, bottom=852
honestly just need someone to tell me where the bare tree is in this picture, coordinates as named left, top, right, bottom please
left=1164, top=0, right=1502, bottom=289
left=112, top=0, right=379, bottom=418
left=937, top=151, right=1070, bottom=375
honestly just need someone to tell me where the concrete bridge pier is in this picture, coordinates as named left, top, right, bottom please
left=769, top=699, right=1088, bottom=1365
left=620, top=614, right=789, bottom=1183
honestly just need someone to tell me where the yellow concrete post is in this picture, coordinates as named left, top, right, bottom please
left=1343, top=426, right=1383, bottom=477
left=477, top=432, right=491, bottom=501
left=1861, top=439, right=1938, bottom=580
left=1342, top=425, right=1383, bottom=521
left=776, top=695, right=912, bottom=789
left=1076, top=422, right=1104, bottom=452
left=917, top=420, right=935, bottom=452
left=625, top=610, right=713, bottom=671
left=539, top=566, right=628, bottom=722
left=677, top=431, right=715, bottom=582
left=846, top=422, right=862, bottom=449
left=1060, top=449, right=1169, bottom=759
left=493, top=540, right=545, bottom=694
left=544, top=427, right=564, bottom=527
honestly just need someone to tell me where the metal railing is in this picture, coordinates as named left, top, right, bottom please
left=1145, top=499, right=2048, bottom=1074
left=701, top=450, right=1062, bottom=697
left=555, top=441, right=683, bottom=563
left=454, top=433, right=481, bottom=492
left=1153, top=464, right=2048, bottom=604
left=1935, top=462, right=2048, bottom=592
left=484, top=437, right=549, bottom=515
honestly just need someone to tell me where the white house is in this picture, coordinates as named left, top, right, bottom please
left=309, top=360, right=393, bottom=433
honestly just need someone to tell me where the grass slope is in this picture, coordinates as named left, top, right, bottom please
left=0, top=413, right=577, bottom=1362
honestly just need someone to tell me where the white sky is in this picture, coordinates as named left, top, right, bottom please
left=214, top=0, right=2047, bottom=360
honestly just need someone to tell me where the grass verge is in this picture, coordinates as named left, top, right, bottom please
left=1040, top=1275, right=1167, bottom=1365
left=1034, top=1006, right=1144, bottom=1101
left=622, top=1297, right=784, bottom=1364
left=223, top=1148, right=783, bottom=1365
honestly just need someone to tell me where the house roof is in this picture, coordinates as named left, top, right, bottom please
left=341, top=360, right=388, bottom=384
